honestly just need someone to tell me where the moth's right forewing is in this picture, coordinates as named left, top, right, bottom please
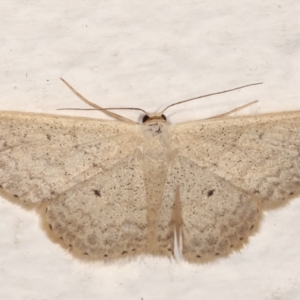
left=0, top=111, right=140, bottom=204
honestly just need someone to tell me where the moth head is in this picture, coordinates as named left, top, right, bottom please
left=142, top=113, right=167, bottom=123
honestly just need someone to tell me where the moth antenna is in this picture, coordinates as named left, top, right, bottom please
left=160, top=82, right=263, bottom=114
left=57, top=107, right=148, bottom=114
left=60, top=78, right=137, bottom=124
left=104, top=107, right=148, bottom=114
left=206, top=100, right=259, bottom=119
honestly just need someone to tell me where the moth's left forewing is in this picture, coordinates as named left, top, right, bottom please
left=171, top=111, right=300, bottom=207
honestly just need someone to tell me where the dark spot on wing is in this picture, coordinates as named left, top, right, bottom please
left=207, top=189, right=215, bottom=197
left=93, top=189, right=101, bottom=197
left=46, top=134, right=51, bottom=140
left=14, top=194, right=19, bottom=198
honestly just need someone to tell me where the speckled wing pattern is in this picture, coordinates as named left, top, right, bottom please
left=170, top=111, right=300, bottom=261
left=1, top=110, right=300, bottom=262
left=0, top=112, right=151, bottom=259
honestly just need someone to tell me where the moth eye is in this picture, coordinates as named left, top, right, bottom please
left=142, top=115, right=150, bottom=123
left=162, top=114, right=167, bottom=121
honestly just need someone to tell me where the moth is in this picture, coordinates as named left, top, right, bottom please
left=0, top=79, right=299, bottom=263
